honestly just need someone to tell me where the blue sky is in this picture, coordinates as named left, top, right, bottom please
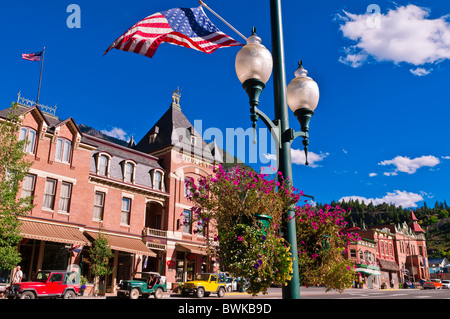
left=1, top=0, right=450, bottom=208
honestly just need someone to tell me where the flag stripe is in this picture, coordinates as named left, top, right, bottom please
left=104, top=6, right=242, bottom=58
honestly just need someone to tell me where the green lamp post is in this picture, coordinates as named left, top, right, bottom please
left=235, top=0, right=320, bottom=299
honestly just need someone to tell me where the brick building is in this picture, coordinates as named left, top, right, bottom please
left=0, top=92, right=222, bottom=293
left=342, top=211, right=430, bottom=289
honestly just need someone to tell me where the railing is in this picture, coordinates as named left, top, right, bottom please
left=142, top=227, right=167, bottom=238
left=17, top=92, right=57, bottom=116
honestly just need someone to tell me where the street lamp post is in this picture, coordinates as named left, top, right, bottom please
left=235, top=0, right=320, bottom=299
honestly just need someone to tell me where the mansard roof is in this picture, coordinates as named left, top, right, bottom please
left=135, top=102, right=217, bottom=163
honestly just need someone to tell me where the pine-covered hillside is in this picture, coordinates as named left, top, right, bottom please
left=314, top=199, right=450, bottom=260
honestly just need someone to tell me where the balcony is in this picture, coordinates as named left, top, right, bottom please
left=143, top=227, right=167, bottom=238
left=142, top=227, right=167, bottom=251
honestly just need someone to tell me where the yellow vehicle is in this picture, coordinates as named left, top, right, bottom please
left=180, top=273, right=226, bottom=298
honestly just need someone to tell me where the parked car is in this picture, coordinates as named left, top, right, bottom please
left=7, top=270, right=80, bottom=299
left=180, top=273, right=226, bottom=298
left=117, top=272, right=166, bottom=299
left=441, top=280, right=450, bottom=289
left=225, top=276, right=236, bottom=292
left=423, top=279, right=443, bottom=289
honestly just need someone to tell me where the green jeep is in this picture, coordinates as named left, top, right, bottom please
left=117, top=272, right=166, bottom=299
left=180, top=273, right=227, bottom=298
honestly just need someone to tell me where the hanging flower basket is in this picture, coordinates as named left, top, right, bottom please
left=186, top=165, right=301, bottom=295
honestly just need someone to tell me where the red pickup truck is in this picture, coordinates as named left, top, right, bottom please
left=7, top=270, right=80, bottom=299
left=423, top=279, right=443, bottom=289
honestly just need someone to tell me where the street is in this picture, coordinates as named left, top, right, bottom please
left=94, top=286, right=450, bottom=300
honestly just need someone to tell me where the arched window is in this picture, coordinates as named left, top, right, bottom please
left=152, top=169, right=164, bottom=191
left=55, top=138, right=71, bottom=163
left=123, top=161, right=135, bottom=183
left=97, top=153, right=111, bottom=176
left=19, top=127, right=37, bottom=154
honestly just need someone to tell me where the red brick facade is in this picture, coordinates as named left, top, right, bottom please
left=1, top=97, right=221, bottom=293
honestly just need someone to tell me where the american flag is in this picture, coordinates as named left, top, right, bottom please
left=22, top=51, right=42, bottom=62
left=104, top=6, right=242, bottom=58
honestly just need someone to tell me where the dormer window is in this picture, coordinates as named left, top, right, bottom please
left=96, top=153, right=111, bottom=177
left=152, top=169, right=164, bottom=191
left=190, top=135, right=196, bottom=145
left=19, top=127, right=37, bottom=154
left=55, top=138, right=71, bottom=163
left=122, top=160, right=136, bottom=184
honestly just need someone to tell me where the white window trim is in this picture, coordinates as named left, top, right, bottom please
left=152, top=169, right=165, bottom=191
left=54, top=137, right=72, bottom=164
left=122, top=160, right=137, bottom=184
left=19, top=127, right=37, bottom=155
left=96, top=152, right=112, bottom=177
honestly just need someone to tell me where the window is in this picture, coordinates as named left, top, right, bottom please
left=98, top=155, right=109, bottom=176
left=93, top=192, right=105, bottom=221
left=183, top=210, right=192, bottom=234
left=121, top=198, right=131, bottom=225
left=55, top=138, right=71, bottom=163
left=350, top=249, right=356, bottom=258
left=21, top=174, right=36, bottom=199
left=154, top=171, right=162, bottom=190
left=19, top=127, right=36, bottom=154
left=58, top=182, right=72, bottom=213
left=184, top=178, right=190, bottom=197
left=197, top=219, right=204, bottom=236
left=43, top=179, right=57, bottom=210
left=124, top=162, right=134, bottom=183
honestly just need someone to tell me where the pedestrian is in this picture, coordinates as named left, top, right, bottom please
left=12, top=266, right=23, bottom=284
left=390, top=278, right=394, bottom=288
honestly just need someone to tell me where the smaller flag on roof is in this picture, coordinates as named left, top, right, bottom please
left=22, top=51, right=43, bottom=62
left=104, top=5, right=242, bottom=58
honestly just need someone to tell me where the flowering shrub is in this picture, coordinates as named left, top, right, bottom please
left=186, top=165, right=300, bottom=295
left=295, top=204, right=357, bottom=292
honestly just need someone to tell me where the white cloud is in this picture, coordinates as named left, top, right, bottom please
left=340, top=190, right=424, bottom=208
left=291, top=149, right=329, bottom=167
left=101, top=127, right=129, bottom=141
left=263, top=149, right=329, bottom=168
left=369, top=172, right=377, bottom=177
left=410, top=67, right=433, bottom=76
left=338, top=5, right=450, bottom=73
left=379, top=155, right=440, bottom=175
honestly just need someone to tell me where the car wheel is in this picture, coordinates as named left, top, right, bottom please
left=63, top=290, right=77, bottom=299
left=20, top=291, right=35, bottom=299
left=196, top=287, right=205, bottom=298
left=217, top=287, right=225, bottom=298
left=154, top=287, right=163, bottom=299
left=227, top=286, right=232, bottom=292
left=181, top=289, right=189, bottom=297
left=129, top=288, right=140, bottom=299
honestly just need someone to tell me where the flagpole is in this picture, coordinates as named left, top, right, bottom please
left=36, top=47, right=45, bottom=106
left=199, top=1, right=247, bottom=41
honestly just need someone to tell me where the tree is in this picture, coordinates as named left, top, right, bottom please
left=186, top=165, right=300, bottom=295
left=0, top=103, right=34, bottom=271
left=89, top=227, right=113, bottom=296
left=295, top=204, right=356, bottom=292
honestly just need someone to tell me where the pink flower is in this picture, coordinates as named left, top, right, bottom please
left=312, top=253, right=318, bottom=259
left=238, top=236, right=242, bottom=241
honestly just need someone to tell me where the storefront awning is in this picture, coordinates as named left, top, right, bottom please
left=86, top=231, right=156, bottom=257
left=19, top=218, right=90, bottom=246
left=355, top=268, right=381, bottom=276
left=176, top=243, right=209, bottom=256
left=378, top=259, right=400, bottom=271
